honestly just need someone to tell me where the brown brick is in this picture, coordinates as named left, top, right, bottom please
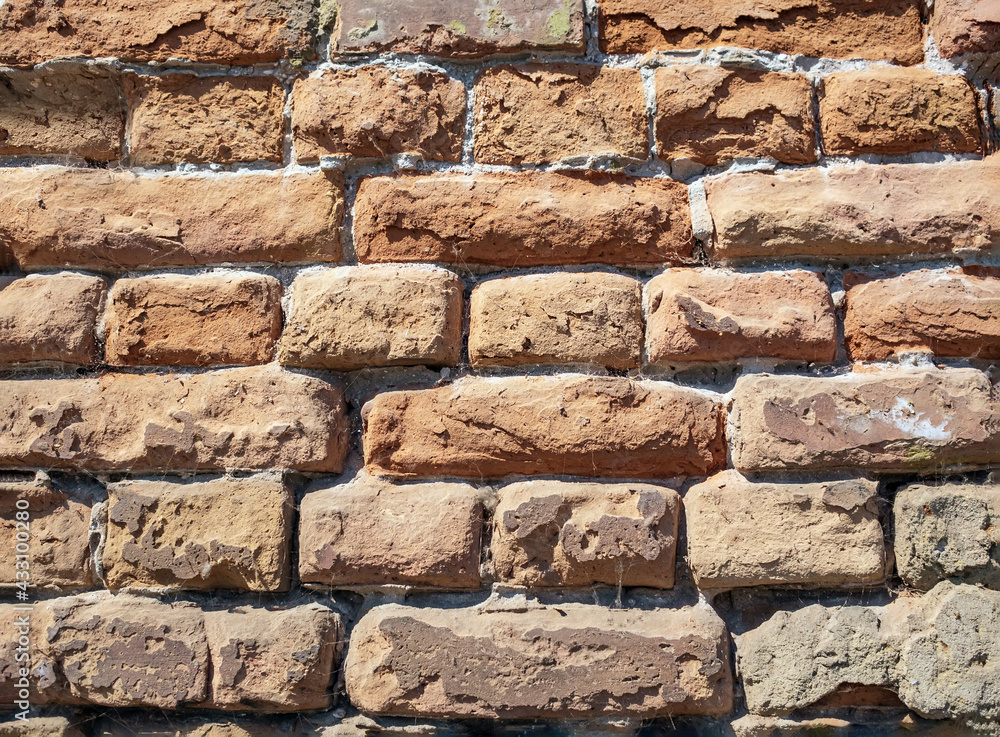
left=731, top=368, right=1000, bottom=473
left=0, top=65, right=124, bottom=161
left=706, top=161, right=1000, bottom=261
left=933, top=0, right=1000, bottom=57
left=845, top=268, right=1000, bottom=361
left=331, top=0, right=585, bottom=57
left=469, top=272, right=642, bottom=369
left=103, top=476, right=293, bottom=592
left=355, top=172, right=693, bottom=266
left=279, top=265, right=462, bottom=371
left=474, top=64, right=647, bottom=165
left=686, top=471, right=886, bottom=589
left=0, top=273, right=106, bottom=366
left=820, top=69, right=981, bottom=156
left=0, top=0, right=319, bottom=67
left=292, top=67, right=465, bottom=162
left=345, top=602, right=733, bottom=717
left=364, top=375, right=725, bottom=479
left=298, top=474, right=482, bottom=588
left=0, top=168, right=343, bottom=271
left=599, top=0, right=924, bottom=64
left=492, top=480, right=680, bottom=588
left=0, top=367, right=347, bottom=472
left=655, top=66, right=815, bottom=166
left=126, top=75, right=285, bottom=165
left=645, top=268, right=836, bottom=364
left=203, top=604, right=341, bottom=711
left=105, top=273, right=283, bottom=367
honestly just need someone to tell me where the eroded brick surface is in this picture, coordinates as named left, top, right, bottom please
left=933, top=0, right=1000, bottom=57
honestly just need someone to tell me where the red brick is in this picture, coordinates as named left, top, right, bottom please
left=933, top=0, right=1000, bottom=57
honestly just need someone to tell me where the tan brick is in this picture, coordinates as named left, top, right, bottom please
left=0, top=0, right=319, bottom=66
left=345, top=602, right=733, bottom=717
left=298, top=474, right=482, bottom=588
left=279, top=265, right=462, bottom=371
left=292, top=67, right=465, bottom=162
left=845, top=268, right=1000, bottom=361
left=0, top=65, right=124, bottom=161
left=707, top=161, right=1000, bottom=261
left=599, top=0, right=924, bottom=64
left=686, top=471, right=886, bottom=589
left=820, top=69, right=981, bottom=156
left=0, top=167, right=343, bottom=271
left=103, top=476, right=293, bottom=592
left=105, top=273, right=282, bottom=367
left=933, top=0, right=1000, bottom=57
left=0, top=273, right=106, bottom=366
left=355, top=172, right=692, bottom=266
left=203, top=604, right=341, bottom=711
left=469, top=272, right=642, bottom=369
left=364, top=375, right=725, bottom=479
left=655, top=66, right=815, bottom=166
left=126, top=75, right=285, bottom=165
left=0, top=367, right=347, bottom=472
left=492, top=480, right=680, bottom=588
left=731, top=368, right=1000, bottom=473
left=0, top=717, right=87, bottom=737
left=93, top=716, right=295, bottom=737
left=331, top=0, right=585, bottom=57
left=474, top=64, right=647, bottom=165
left=0, top=604, right=28, bottom=706
left=645, top=269, right=836, bottom=364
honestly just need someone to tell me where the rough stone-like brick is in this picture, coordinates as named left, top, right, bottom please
left=730, top=368, right=1000, bottom=473
left=364, top=375, right=725, bottom=479
left=0, top=65, right=124, bottom=161
left=707, top=162, right=1000, bottom=261
left=894, top=483, right=1000, bottom=591
left=933, top=0, right=1000, bottom=57
left=298, top=473, right=482, bottom=588
left=0, top=717, right=86, bottom=737
left=844, top=268, right=1000, bottom=361
left=105, top=273, right=283, bottom=367
left=728, top=716, right=964, bottom=737
left=126, top=75, right=285, bottom=165
left=686, top=472, right=885, bottom=589
left=0, top=604, right=28, bottom=705
left=103, top=476, right=293, bottom=592
left=0, top=273, right=106, bottom=366
left=331, top=0, right=585, bottom=57
left=599, top=0, right=924, bottom=64
left=655, top=66, right=815, bottom=166
left=346, top=602, right=733, bottom=717
left=491, top=480, right=680, bottom=588
left=0, top=0, right=320, bottom=67
left=0, top=168, right=343, bottom=271
left=820, top=69, right=981, bottom=156
left=292, top=67, right=465, bottom=162
left=279, top=265, right=462, bottom=371
left=93, top=716, right=296, bottom=737
left=203, top=604, right=342, bottom=711
left=0, top=475, right=93, bottom=590
left=645, top=269, right=836, bottom=364
left=0, top=367, right=347, bottom=472
left=355, top=172, right=693, bottom=266
left=469, top=273, right=642, bottom=369
left=474, top=65, right=647, bottom=165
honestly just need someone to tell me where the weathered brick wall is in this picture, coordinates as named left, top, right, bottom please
left=2, top=1, right=1000, bottom=735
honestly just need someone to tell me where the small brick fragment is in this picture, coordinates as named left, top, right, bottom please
left=279, top=265, right=462, bottom=371
left=645, top=269, right=836, bottom=364
left=686, top=471, right=886, bottom=589
left=126, top=75, right=285, bottom=165
left=345, top=602, right=733, bottom=717
left=103, top=476, right=293, bottom=592
left=105, top=272, right=283, bottom=367
left=932, top=0, right=1000, bottom=57
left=469, top=272, right=642, bottom=369
left=474, top=64, right=647, bottom=164
left=0, top=717, right=86, bottom=737
left=298, top=473, right=482, bottom=588
left=655, top=66, right=815, bottom=166
left=292, top=67, right=466, bottom=162
left=492, top=480, right=680, bottom=588
left=0, top=273, right=106, bottom=366
left=355, top=172, right=692, bottom=266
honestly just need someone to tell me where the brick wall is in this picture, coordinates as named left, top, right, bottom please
left=1, top=1, right=1000, bottom=735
